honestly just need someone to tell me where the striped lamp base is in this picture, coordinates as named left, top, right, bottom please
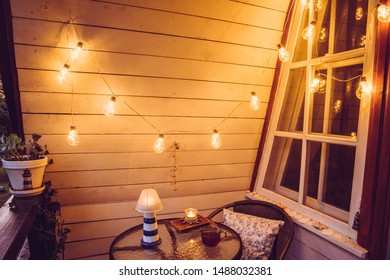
left=141, top=212, right=161, bottom=247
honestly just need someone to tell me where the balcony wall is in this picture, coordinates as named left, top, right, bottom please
left=9, top=0, right=289, bottom=259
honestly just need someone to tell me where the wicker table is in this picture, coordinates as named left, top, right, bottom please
left=109, top=218, right=242, bottom=260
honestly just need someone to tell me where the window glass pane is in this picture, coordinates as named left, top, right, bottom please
left=292, top=9, right=308, bottom=62
left=0, top=79, right=12, bottom=134
left=264, top=137, right=302, bottom=201
left=310, top=69, right=327, bottom=134
left=329, top=64, right=361, bottom=136
left=277, top=68, right=305, bottom=132
left=313, top=0, right=331, bottom=57
left=334, top=0, right=368, bottom=53
left=306, top=141, right=322, bottom=200
left=323, top=144, right=355, bottom=211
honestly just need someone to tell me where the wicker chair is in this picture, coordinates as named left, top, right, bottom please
left=207, top=200, right=294, bottom=260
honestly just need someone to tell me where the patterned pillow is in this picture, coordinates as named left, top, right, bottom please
left=223, top=208, right=284, bottom=260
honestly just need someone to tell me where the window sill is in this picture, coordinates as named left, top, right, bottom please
left=246, top=191, right=368, bottom=259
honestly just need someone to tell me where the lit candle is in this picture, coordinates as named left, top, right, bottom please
left=185, top=208, right=198, bottom=220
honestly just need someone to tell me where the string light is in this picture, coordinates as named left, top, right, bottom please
left=250, top=92, right=260, bottom=111
left=104, top=96, right=116, bottom=116
left=319, top=27, right=328, bottom=42
left=302, top=21, right=316, bottom=40
left=356, top=7, right=365, bottom=21
left=333, top=99, right=343, bottom=113
left=309, top=74, right=326, bottom=94
left=277, top=44, right=290, bottom=62
left=211, top=129, right=222, bottom=149
left=153, top=134, right=165, bottom=153
left=70, top=41, right=84, bottom=61
left=377, top=3, right=390, bottom=23
left=314, top=0, right=323, bottom=11
left=57, top=63, right=70, bottom=84
left=356, top=76, right=372, bottom=105
left=67, top=125, right=80, bottom=146
left=300, top=0, right=311, bottom=9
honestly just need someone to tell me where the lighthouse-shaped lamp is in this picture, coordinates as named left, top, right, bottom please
left=135, top=189, right=164, bottom=247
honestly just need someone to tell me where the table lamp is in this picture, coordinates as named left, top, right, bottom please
left=135, top=189, right=164, bottom=247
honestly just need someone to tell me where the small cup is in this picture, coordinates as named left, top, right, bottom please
left=201, top=226, right=222, bottom=247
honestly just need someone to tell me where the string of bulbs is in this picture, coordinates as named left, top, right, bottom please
left=276, top=0, right=389, bottom=108
left=57, top=23, right=265, bottom=152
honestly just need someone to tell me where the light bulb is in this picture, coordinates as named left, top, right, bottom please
left=351, top=132, right=357, bottom=140
left=300, top=0, right=311, bottom=9
left=356, top=7, right=364, bottom=21
left=356, top=76, right=371, bottom=100
left=70, top=42, right=84, bottom=61
left=67, top=125, right=80, bottom=146
left=377, top=4, right=390, bottom=23
left=333, top=99, right=343, bottom=113
left=211, top=129, right=222, bottom=149
left=319, top=27, right=328, bottom=42
left=314, top=0, right=323, bottom=11
left=250, top=92, right=260, bottom=111
left=57, top=63, right=70, bottom=84
left=104, top=96, right=116, bottom=116
left=309, top=76, right=320, bottom=94
left=153, top=134, right=165, bottom=153
left=358, top=35, right=366, bottom=47
left=302, top=21, right=316, bottom=40
left=277, top=44, right=290, bottom=62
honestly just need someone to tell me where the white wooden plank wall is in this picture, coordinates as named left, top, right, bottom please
left=10, top=0, right=290, bottom=259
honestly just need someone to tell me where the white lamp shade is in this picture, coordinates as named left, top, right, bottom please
left=135, top=189, right=163, bottom=213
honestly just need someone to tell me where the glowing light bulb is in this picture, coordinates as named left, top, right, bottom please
left=351, top=132, right=357, bottom=140
left=104, top=96, right=116, bottom=116
left=358, top=35, right=366, bottom=47
left=356, top=76, right=372, bottom=108
left=356, top=7, right=364, bottom=21
left=302, top=21, right=316, bottom=40
left=300, top=0, right=311, bottom=9
left=57, top=63, right=70, bottom=84
left=309, top=76, right=320, bottom=94
left=153, top=134, right=165, bottom=153
left=211, top=129, right=222, bottom=149
left=67, top=125, right=80, bottom=146
left=70, top=42, right=84, bottom=61
left=314, top=0, right=323, bottom=11
left=377, top=4, right=390, bottom=23
left=319, top=27, right=328, bottom=42
left=333, top=99, right=343, bottom=113
left=250, top=92, right=260, bottom=111
left=277, top=44, right=290, bottom=62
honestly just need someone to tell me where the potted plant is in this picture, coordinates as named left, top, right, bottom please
left=0, top=133, right=49, bottom=197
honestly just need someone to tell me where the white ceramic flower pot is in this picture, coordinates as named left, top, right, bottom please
left=1, top=156, right=48, bottom=196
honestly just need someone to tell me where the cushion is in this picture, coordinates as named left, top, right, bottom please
left=223, top=208, right=284, bottom=260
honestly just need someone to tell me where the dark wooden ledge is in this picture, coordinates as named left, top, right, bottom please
left=0, top=195, right=42, bottom=259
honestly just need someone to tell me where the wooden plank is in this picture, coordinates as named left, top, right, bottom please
left=92, top=0, right=288, bottom=29
left=22, top=114, right=265, bottom=135
left=10, top=0, right=284, bottom=49
left=12, top=18, right=278, bottom=68
left=61, top=190, right=247, bottom=224
left=27, top=134, right=262, bottom=154
left=46, top=149, right=257, bottom=172
left=232, top=0, right=290, bottom=11
left=17, top=69, right=272, bottom=101
left=56, top=177, right=251, bottom=205
left=45, top=163, right=254, bottom=189
left=64, top=237, right=114, bottom=260
left=20, top=92, right=268, bottom=119
left=15, top=45, right=276, bottom=86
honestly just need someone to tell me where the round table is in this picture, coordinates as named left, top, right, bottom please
left=109, top=218, right=242, bottom=260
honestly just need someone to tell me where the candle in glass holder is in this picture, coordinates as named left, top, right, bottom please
left=185, top=208, right=198, bottom=221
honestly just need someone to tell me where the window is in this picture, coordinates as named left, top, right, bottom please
left=255, top=0, right=375, bottom=238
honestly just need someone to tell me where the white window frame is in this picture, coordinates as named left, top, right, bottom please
left=253, top=0, right=377, bottom=239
